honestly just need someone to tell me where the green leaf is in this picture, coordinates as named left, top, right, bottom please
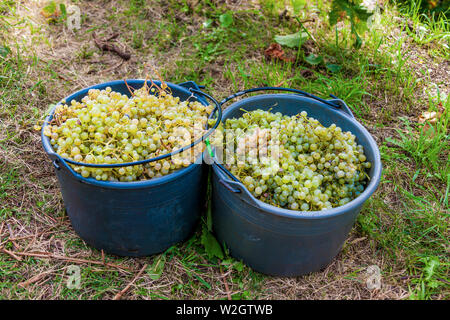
left=291, top=0, right=306, bottom=15
left=205, top=169, right=213, bottom=232
left=234, top=261, right=244, bottom=272
left=328, top=0, right=373, bottom=49
left=219, top=12, right=233, bottom=28
left=194, top=274, right=211, bottom=289
left=201, top=228, right=223, bottom=259
left=203, top=18, right=213, bottom=28
left=428, top=280, right=440, bottom=289
left=206, top=196, right=213, bottom=232
left=326, top=63, right=342, bottom=73
left=328, top=2, right=340, bottom=26
left=0, top=45, right=10, bottom=57
left=59, top=3, right=66, bottom=19
left=147, top=254, right=166, bottom=280
left=305, top=54, right=323, bottom=65
left=274, top=31, right=308, bottom=48
left=422, top=257, right=440, bottom=281
left=41, top=1, right=57, bottom=18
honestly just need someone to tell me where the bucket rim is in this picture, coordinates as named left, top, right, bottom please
left=212, top=93, right=382, bottom=220
left=59, top=153, right=202, bottom=189
left=41, top=79, right=207, bottom=189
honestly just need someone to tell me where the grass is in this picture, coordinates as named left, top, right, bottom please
left=0, top=0, right=448, bottom=300
left=397, top=0, right=450, bottom=58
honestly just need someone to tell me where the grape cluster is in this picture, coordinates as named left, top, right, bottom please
left=217, top=110, right=371, bottom=211
left=43, top=84, right=213, bottom=181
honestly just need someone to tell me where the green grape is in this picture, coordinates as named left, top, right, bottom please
left=45, top=84, right=213, bottom=181
left=218, top=110, right=371, bottom=212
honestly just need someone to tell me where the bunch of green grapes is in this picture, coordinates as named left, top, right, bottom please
left=43, top=84, right=213, bottom=181
left=218, top=110, right=371, bottom=211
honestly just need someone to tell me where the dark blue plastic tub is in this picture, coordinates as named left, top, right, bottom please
left=211, top=91, right=382, bottom=276
left=42, top=80, right=220, bottom=256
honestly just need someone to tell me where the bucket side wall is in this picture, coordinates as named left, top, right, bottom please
left=210, top=94, right=380, bottom=276
left=211, top=172, right=361, bottom=276
left=56, top=163, right=206, bottom=256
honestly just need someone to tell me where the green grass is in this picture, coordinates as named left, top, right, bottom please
left=358, top=186, right=449, bottom=299
left=397, top=0, right=450, bottom=58
left=386, top=114, right=449, bottom=183
left=359, top=97, right=449, bottom=299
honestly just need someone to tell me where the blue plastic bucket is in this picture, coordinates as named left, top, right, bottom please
left=211, top=88, right=382, bottom=276
left=42, top=80, right=221, bottom=256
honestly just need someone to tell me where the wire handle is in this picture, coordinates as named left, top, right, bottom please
left=215, top=169, right=261, bottom=208
left=220, top=86, right=354, bottom=118
left=47, top=87, right=222, bottom=169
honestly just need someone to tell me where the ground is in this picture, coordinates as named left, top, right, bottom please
left=0, top=0, right=448, bottom=300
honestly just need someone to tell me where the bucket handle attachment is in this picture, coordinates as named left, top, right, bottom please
left=177, top=81, right=205, bottom=90
left=218, top=179, right=262, bottom=208
left=213, top=161, right=262, bottom=208
left=220, top=87, right=354, bottom=119
left=45, top=87, right=222, bottom=169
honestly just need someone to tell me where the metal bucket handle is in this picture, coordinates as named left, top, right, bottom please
left=48, top=87, right=222, bottom=169
left=220, top=86, right=355, bottom=119
left=214, top=163, right=263, bottom=209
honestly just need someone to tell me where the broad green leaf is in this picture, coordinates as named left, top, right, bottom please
left=41, top=1, right=57, bottom=18
left=326, top=63, right=342, bottom=72
left=221, top=258, right=234, bottom=268
left=422, top=257, right=440, bottom=281
left=0, top=45, right=10, bottom=57
left=219, top=12, right=233, bottom=28
left=291, top=0, right=306, bottom=15
left=147, top=254, right=166, bottom=280
left=234, top=261, right=244, bottom=272
left=305, top=54, right=323, bottom=65
left=428, top=280, right=440, bottom=289
left=328, top=0, right=373, bottom=49
left=201, top=228, right=223, bottom=259
left=274, top=31, right=308, bottom=48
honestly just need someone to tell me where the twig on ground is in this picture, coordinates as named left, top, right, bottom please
left=57, top=74, right=71, bottom=82
left=18, top=270, right=54, bottom=288
left=93, top=32, right=131, bottom=61
left=0, top=222, right=4, bottom=244
left=113, top=263, right=148, bottom=300
left=3, top=250, right=133, bottom=271
left=105, top=32, right=120, bottom=42
left=102, top=60, right=124, bottom=74
left=6, top=224, right=18, bottom=250
left=0, top=248, right=23, bottom=261
left=8, top=228, right=70, bottom=241
left=350, top=237, right=367, bottom=245
left=220, top=266, right=232, bottom=300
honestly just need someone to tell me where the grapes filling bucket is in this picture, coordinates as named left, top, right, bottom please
left=41, top=80, right=221, bottom=256
left=210, top=87, right=382, bottom=276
